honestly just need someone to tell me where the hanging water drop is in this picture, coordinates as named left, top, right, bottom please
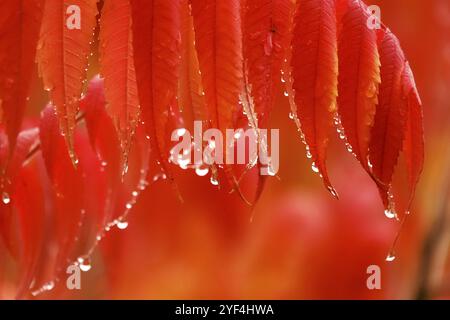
left=195, top=167, right=209, bottom=177
left=311, top=162, right=319, bottom=173
left=210, top=176, right=219, bottom=186
left=385, top=253, right=396, bottom=262
left=346, top=144, right=353, bottom=153
left=117, top=220, right=129, bottom=230
left=43, top=281, right=55, bottom=291
left=384, top=209, right=396, bottom=219
left=78, top=257, right=92, bottom=272
left=2, top=192, right=10, bottom=205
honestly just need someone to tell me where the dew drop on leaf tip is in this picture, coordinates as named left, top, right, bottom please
left=195, top=167, right=209, bottom=177
left=78, top=257, right=92, bottom=272
left=384, top=209, right=396, bottom=219
left=311, top=162, right=319, bottom=173
left=116, top=220, right=129, bottom=230
left=2, top=192, right=10, bottom=205
left=385, top=253, right=396, bottom=262
left=210, top=176, right=219, bottom=186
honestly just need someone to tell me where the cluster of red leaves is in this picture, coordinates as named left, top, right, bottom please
left=0, top=0, right=423, bottom=298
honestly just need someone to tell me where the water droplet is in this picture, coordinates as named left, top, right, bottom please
left=386, top=253, right=396, bottom=262
left=43, top=281, right=55, bottom=291
left=125, top=202, right=133, bottom=210
left=44, top=84, right=54, bottom=92
left=210, top=176, right=219, bottom=186
left=101, top=161, right=108, bottom=167
left=384, top=209, right=396, bottom=219
left=195, top=167, right=209, bottom=177
left=152, top=173, right=167, bottom=182
left=284, top=91, right=289, bottom=97
left=2, top=192, right=10, bottom=205
left=288, top=112, right=295, bottom=120
left=78, top=257, right=92, bottom=272
left=311, top=162, right=319, bottom=173
left=131, top=190, right=138, bottom=197
left=346, top=144, right=353, bottom=153
left=117, top=220, right=129, bottom=230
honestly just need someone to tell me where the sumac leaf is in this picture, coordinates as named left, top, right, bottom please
left=369, top=29, right=407, bottom=209
left=401, top=61, right=424, bottom=211
left=37, top=0, right=98, bottom=163
left=0, top=0, right=43, bottom=154
left=130, top=0, right=182, bottom=184
left=291, top=0, right=339, bottom=198
left=242, top=0, right=295, bottom=202
left=14, top=155, right=46, bottom=298
left=243, top=0, right=294, bottom=128
left=39, top=104, right=84, bottom=274
left=100, top=0, right=139, bottom=173
left=337, top=0, right=380, bottom=173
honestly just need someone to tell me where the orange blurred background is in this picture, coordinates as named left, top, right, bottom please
left=12, top=0, right=450, bottom=299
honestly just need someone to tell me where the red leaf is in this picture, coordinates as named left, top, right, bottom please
left=190, top=0, right=244, bottom=132
left=81, top=76, right=120, bottom=178
left=0, top=128, right=39, bottom=259
left=243, top=0, right=294, bottom=127
left=242, top=0, right=295, bottom=202
left=37, top=0, right=98, bottom=163
left=14, top=155, right=46, bottom=298
left=0, top=0, right=43, bottom=154
left=369, top=29, right=407, bottom=209
left=130, top=0, right=182, bottom=183
left=401, top=61, right=424, bottom=211
left=190, top=0, right=252, bottom=203
left=81, top=76, right=121, bottom=223
left=99, top=0, right=139, bottom=173
left=291, top=0, right=339, bottom=198
left=39, top=104, right=84, bottom=274
left=179, top=0, right=208, bottom=127
left=337, top=0, right=380, bottom=173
